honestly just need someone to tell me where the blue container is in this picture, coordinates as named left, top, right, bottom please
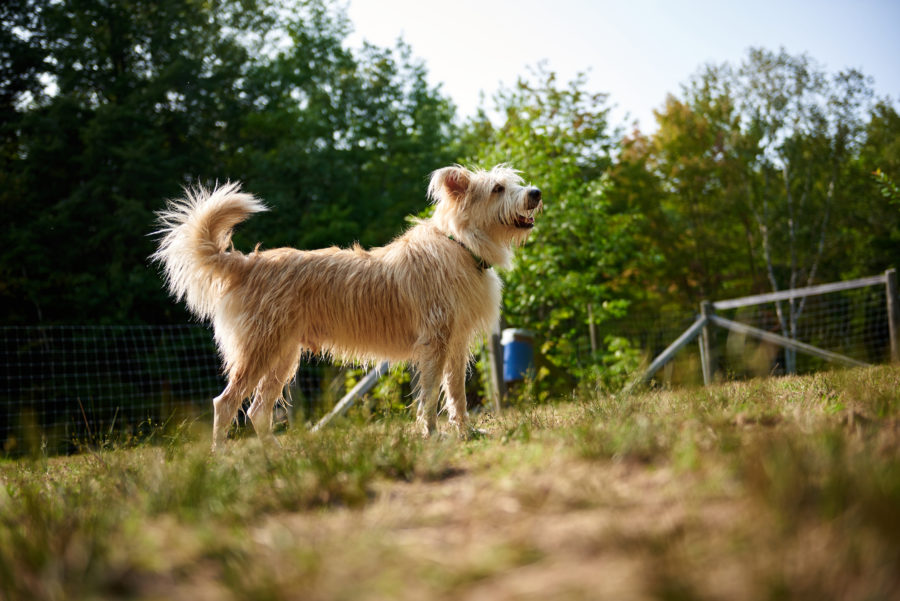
left=502, top=328, right=535, bottom=382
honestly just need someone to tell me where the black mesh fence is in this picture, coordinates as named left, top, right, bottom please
left=0, top=325, right=336, bottom=454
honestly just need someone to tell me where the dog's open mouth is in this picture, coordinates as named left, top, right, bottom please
left=513, top=202, right=542, bottom=229
left=514, top=213, right=535, bottom=229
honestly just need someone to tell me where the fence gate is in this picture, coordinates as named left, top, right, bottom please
left=635, top=269, right=899, bottom=387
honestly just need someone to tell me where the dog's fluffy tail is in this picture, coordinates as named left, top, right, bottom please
left=151, top=182, right=267, bottom=321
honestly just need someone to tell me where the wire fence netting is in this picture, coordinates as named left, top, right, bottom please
left=0, top=325, right=340, bottom=454
left=568, top=279, right=894, bottom=386
left=712, top=284, right=891, bottom=375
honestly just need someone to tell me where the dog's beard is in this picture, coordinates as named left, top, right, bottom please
left=499, top=195, right=541, bottom=231
left=500, top=211, right=538, bottom=247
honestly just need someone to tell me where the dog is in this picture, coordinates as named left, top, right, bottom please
left=153, top=165, right=542, bottom=450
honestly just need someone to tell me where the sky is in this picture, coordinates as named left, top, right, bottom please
left=345, top=0, right=900, bottom=131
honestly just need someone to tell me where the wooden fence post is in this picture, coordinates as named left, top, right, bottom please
left=629, top=315, right=708, bottom=390
left=587, top=303, right=598, bottom=355
left=699, top=301, right=715, bottom=385
left=485, top=322, right=505, bottom=411
left=886, top=268, right=899, bottom=363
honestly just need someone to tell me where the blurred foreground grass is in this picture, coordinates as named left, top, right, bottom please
left=1, top=366, right=899, bottom=600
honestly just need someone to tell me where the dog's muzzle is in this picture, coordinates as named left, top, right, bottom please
left=514, top=187, right=542, bottom=229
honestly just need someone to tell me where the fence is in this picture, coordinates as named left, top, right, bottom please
left=0, top=325, right=340, bottom=454
left=3, top=271, right=897, bottom=452
left=636, top=269, right=899, bottom=387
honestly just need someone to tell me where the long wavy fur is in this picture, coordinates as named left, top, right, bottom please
left=151, top=182, right=267, bottom=321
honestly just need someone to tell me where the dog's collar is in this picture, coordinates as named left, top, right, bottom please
left=447, top=234, right=490, bottom=272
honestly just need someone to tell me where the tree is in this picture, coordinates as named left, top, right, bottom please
left=734, top=49, right=874, bottom=371
left=467, top=66, right=641, bottom=390
left=850, top=101, right=900, bottom=273
left=0, top=0, right=458, bottom=324
left=611, top=48, right=888, bottom=374
left=1, top=0, right=271, bottom=323
left=235, top=27, right=458, bottom=251
left=646, top=66, right=756, bottom=304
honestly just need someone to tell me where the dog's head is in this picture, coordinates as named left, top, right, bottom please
left=428, top=165, right=542, bottom=261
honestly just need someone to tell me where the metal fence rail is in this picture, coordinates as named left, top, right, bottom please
left=637, top=269, right=898, bottom=387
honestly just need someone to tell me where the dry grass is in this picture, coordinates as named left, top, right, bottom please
left=1, top=366, right=899, bottom=600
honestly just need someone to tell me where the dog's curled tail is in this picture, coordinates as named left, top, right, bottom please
left=151, top=182, right=267, bottom=321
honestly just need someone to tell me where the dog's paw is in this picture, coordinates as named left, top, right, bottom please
left=467, top=427, right=490, bottom=440
left=450, top=419, right=489, bottom=441
left=416, top=417, right=437, bottom=439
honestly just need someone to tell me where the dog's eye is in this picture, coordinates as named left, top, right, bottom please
left=492, top=184, right=505, bottom=194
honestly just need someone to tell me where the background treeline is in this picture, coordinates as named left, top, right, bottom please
left=2, top=0, right=899, bottom=384
left=1, top=0, right=459, bottom=324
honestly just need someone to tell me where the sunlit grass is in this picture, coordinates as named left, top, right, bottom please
left=1, top=366, right=898, bottom=600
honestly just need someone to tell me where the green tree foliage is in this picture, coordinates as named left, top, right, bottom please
left=610, top=48, right=899, bottom=304
left=467, top=66, right=642, bottom=390
left=233, top=11, right=458, bottom=250
left=4, top=0, right=258, bottom=322
left=0, top=0, right=457, bottom=324
left=735, top=50, right=875, bottom=295
left=855, top=103, right=900, bottom=270
left=624, top=68, right=755, bottom=306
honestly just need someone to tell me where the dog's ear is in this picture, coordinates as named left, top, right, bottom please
left=428, top=166, right=471, bottom=204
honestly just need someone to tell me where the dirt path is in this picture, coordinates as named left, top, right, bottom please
left=220, top=444, right=755, bottom=601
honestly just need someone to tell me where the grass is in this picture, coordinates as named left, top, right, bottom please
left=1, top=366, right=899, bottom=600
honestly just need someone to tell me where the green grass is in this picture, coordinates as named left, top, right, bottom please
left=2, top=366, right=899, bottom=600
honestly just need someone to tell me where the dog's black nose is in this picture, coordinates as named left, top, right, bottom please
left=527, top=188, right=542, bottom=209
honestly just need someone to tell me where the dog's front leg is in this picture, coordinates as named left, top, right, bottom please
left=414, top=357, right=441, bottom=438
left=442, top=357, right=470, bottom=438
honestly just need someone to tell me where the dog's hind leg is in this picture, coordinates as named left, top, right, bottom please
left=247, top=374, right=287, bottom=449
left=212, top=375, right=251, bottom=452
left=247, top=348, right=300, bottom=448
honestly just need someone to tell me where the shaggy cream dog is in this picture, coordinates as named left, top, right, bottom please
left=153, top=165, right=542, bottom=450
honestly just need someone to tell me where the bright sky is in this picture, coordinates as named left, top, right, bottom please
left=345, top=0, right=900, bottom=131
